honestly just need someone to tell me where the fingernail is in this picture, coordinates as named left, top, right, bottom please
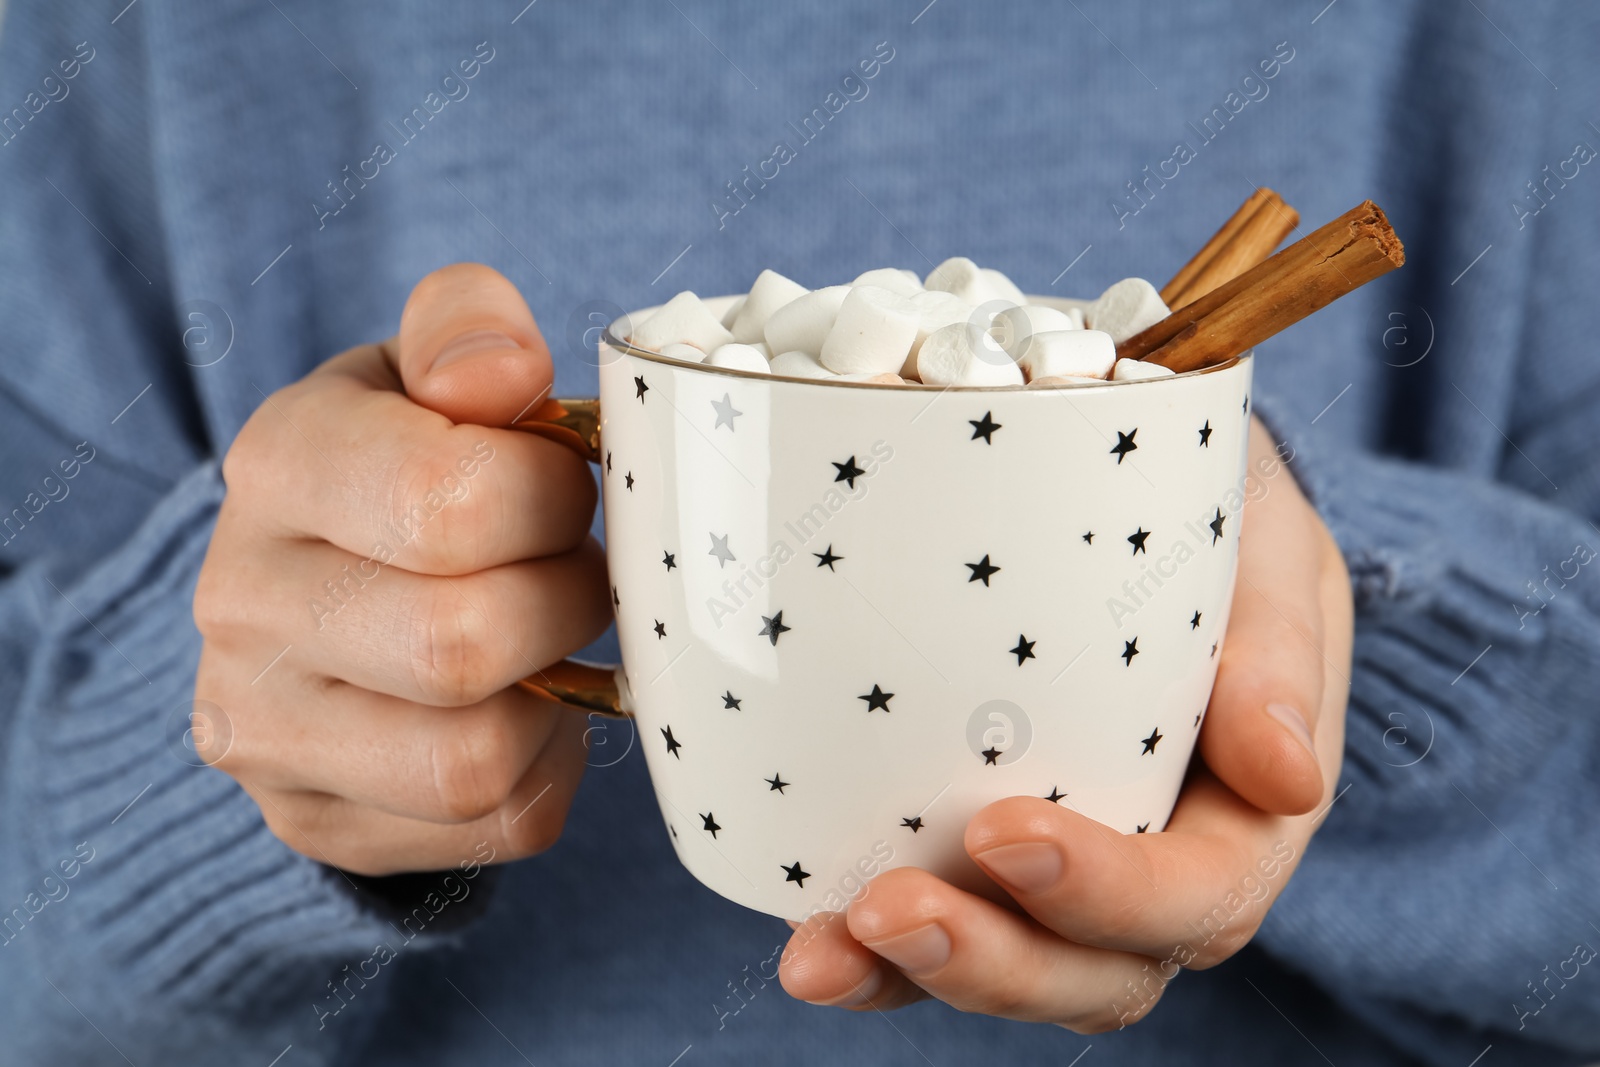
left=431, top=329, right=519, bottom=372
left=863, top=923, right=951, bottom=977
left=813, top=967, right=884, bottom=1008
left=1266, top=703, right=1316, bottom=758
left=974, top=841, right=1063, bottom=895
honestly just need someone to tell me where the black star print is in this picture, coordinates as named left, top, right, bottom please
left=1190, top=610, right=1202, bottom=630
left=605, top=451, right=612, bottom=473
left=612, top=586, right=620, bottom=608
left=1211, top=641, right=1218, bottom=658
left=966, top=554, right=1000, bottom=586
left=832, top=456, right=866, bottom=489
left=654, top=620, right=667, bottom=640
left=969, top=411, right=1002, bottom=444
left=625, top=471, right=635, bottom=491
left=981, top=746, right=1002, bottom=765
left=1082, top=531, right=1094, bottom=544
left=1122, top=638, right=1140, bottom=666
left=859, top=684, right=894, bottom=713
left=1127, top=527, right=1151, bottom=555
left=700, top=812, right=722, bottom=839
left=1209, top=507, right=1226, bottom=545
left=758, top=611, right=790, bottom=646
left=1010, top=635, right=1037, bottom=665
left=1110, top=428, right=1139, bottom=464
left=1194, top=711, right=1203, bottom=727
left=722, top=691, right=741, bottom=710
left=782, top=861, right=810, bottom=887
left=661, top=725, right=682, bottom=759
left=1044, top=786, right=1067, bottom=804
left=662, top=551, right=676, bottom=571
left=635, top=375, right=649, bottom=402
left=901, top=816, right=924, bottom=833
left=1141, top=726, right=1164, bottom=755
left=1243, top=394, right=1250, bottom=415
left=814, top=545, right=842, bottom=570
left=766, top=773, right=789, bottom=793
left=670, top=824, right=677, bottom=839
left=1136, top=823, right=1150, bottom=834
left=1198, top=420, right=1213, bottom=447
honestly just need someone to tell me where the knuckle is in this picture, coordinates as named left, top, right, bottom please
left=429, top=713, right=520, bottom=822
left=257, top=805, right=300, bottom=852
left=193, top=553, right=262, bottom=652
left=1066, top=983, right=1166, bottom=1034
left=1062, top=1011, right=1121, bottom=1036
left=191, top=563, right=234, bottom=641
left=252, top=790, right=327, bottom=860
left=191, top=707, right=233, bottom=769
left=932, top=922, right=1058, bottom=1022
left=502, top=803, right=564, bottom=857
left=219, top=421, right=262, bottom=491
left=389, top=438, right=500, bottom=573
left=1185, top=917, right=1259, bottom=969
left=1093, top=895, right=1163, bottom=945
left=964, top=980, right=1034, bottom=1021
left=223, top=389, right=299, bottom=493
left=408, top=585, right=505, bottom=706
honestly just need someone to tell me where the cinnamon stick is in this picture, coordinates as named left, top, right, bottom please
left=1174, top=195, right=1299, bottom=308
left=1121, top=200, right=1404, bottom=371
left=1160, top=189, right=1297, bottom=309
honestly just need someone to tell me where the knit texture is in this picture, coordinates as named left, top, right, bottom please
left=2, top=1, right=1597, bottom=1063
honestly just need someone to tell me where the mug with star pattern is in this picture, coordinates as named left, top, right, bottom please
left=517, top=295, right=1253, bottom=922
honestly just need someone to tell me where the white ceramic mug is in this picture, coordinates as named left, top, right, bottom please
left=519, top=296, right=1253, bottom=921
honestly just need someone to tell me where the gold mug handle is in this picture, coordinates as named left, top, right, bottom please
left=510, top=397, right=632, bottom=718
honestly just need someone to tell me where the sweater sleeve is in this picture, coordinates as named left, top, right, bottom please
left=0, top=461, right=502, bottom=1066
left=1249, top=402, right=1600, bottom=1061
left=0, top=6, right=492, bottom=1063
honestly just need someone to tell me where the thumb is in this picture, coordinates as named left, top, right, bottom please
left=396, top=263, right=553, bottom=426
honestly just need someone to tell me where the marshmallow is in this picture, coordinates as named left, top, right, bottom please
left=1065, top=306, right=1086, bottom=329
left=924, top=257, right=1029, bottom=307
left=1028, top=375, right=1108, bottom=387
left=916, top=322, right=1025, bottom=387
left=1089, top=278, right=1169, bottom=344
left=660, top=342, right=708, bottom=364
left=768, top=349, right=836, bottom=380
left=763, top=285, right=850, bottom=356
left=993, top=304, right=1081, bottom=359
left=1015, top=329, right=1117, bottom=382
left=900, top=289, right=976, bottom=379
left=851, top=268, right=924, bottom=297
left=720, top=297, right=745, bottom=329
left=980, top=268, right=1028, bottom=306
left=1111, top=357, right=1177, bottom=381
left=748, top=341, right=772, bottom=359
left=730, top=269, right=809, bottom=344
left=924, top=257, right=986, bottom=302
left=707, top=343, right=772, bottom=374
left=631, top=291, right=735, bottom=353
left=973, top=298, right=1022, bottom=326
left=820, top=286, right=920, bottom=375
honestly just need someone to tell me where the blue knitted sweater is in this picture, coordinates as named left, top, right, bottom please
left=2, top=2, right=1597, bottom=1064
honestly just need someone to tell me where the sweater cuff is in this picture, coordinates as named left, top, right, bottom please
left=1248, top=394, right=1600, bottom=1055
left=6, top=462, right=494, bottom=1055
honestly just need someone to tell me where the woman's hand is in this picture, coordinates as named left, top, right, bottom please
left=193, top=265, right=610, bottom=876
left=779, top=418, right=1353, bottom=1032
